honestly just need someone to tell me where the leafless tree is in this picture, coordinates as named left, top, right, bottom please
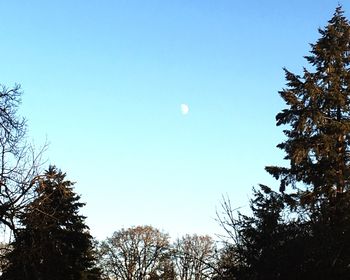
left=215, top=195, right=248, bottom=275
left=172, top=234, right=218, bottom=280
left=0, top=84, right=45, bottom=237
left=215, top=196, right=242, bottom=244
left=99, top=225, right=171, bottom=280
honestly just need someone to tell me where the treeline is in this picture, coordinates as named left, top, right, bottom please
left=97, top=226, right=218, bottom=279
left=0, top=5, right=350, bottom=280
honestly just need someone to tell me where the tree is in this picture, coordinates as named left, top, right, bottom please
left=216, top=187, right=306, bottom=280
left=0, top=242, right=11, bottom=275
left=265, top=6, right=350, bottom=198
left=0, top=166, right=101, bottom=280
left=0, top=84, right=44, bottom=234
left=264, top=6, right=350, bottom=277
left=216, top=7, right=350, bottom=279
left=172, top=234, right=217, bottom=280
left=99, top=225, right=171, bottom=280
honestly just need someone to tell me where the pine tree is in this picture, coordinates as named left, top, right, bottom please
left=264, top=6, right=350, bottom=277
left=216, top=6, right=350, bottom=279
left=0, top=166, right=101, bottom=280
left=216, top=186, right=305, bottom=280
left=266, top=6, right=350, bottom=198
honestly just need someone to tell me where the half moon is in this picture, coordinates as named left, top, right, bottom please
left=180, top=104, right=189, bottom=115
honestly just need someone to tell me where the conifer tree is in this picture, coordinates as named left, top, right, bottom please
left=0, top=166, right=101, bottom=280
left=266, top=6, right=350, bottom=199
left=264, top=6, right=350, bottom=277
left=216, top=186, right=305, bottom=280
left=216, top=6, right=350, bottom=279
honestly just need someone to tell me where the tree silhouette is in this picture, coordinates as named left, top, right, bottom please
left=0, top=84, right=44, bottom=234
left=99, top=225, right=170, bottom=280
left=0, top=166, right=101, bottom=280
left=264, top=6, right=350, bottom=277
left=216, top=186, right=306, bottom=280
left=217, top=6, right=350, bottom=279
left=173, top=234, right=217, bottom=280
left=266, top=6, right=350, bottom=198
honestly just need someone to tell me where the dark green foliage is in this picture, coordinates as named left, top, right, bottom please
left=217, top=6, right=350, bottom=280
left=266, top=6, right=350, bottom=196
left=263, top=6, right=350, bottom=276
left=302, top=192, right=350, bottom=278
left=0, top=166, right=101, bottom=280
left=217, top=188, right=350, bottom=279
left=217, top=186, right=306, bottom=280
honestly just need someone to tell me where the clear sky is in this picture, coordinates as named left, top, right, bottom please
left=0, top=1, right=348, bottom=240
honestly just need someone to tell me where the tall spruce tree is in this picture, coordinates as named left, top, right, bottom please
left=0, top=166, right=101, bottom=280
left=264, top=6, right=350, bottom=278
left=216, top=6, right=350, bottom=280
left=266, top=6, right=350, bottom=198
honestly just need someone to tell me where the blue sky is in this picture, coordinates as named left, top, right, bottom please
left=0, top=1, right=348, bottom=240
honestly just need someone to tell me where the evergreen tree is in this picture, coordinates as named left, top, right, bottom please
left=264, top=6, right=350, bottom=278
left=216, top=6, right=350, bottom=279
left=216, top=186, right=306, bottom=280
left=0, top=166, right=101, bottom=280
left=266, top=6, right=350, bottom=198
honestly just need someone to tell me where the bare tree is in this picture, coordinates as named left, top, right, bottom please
left=215, top=196, right=242, bottom=245
left=0, top=84, right=45, bottom=237
left=172, top=234, right=217, bottom=280
left=99, top=225, right=171, bottom=280
left=215, top=196, right=246, bottom=279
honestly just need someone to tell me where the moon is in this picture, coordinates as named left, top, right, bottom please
left=180, top=103, right=189, bottom=115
